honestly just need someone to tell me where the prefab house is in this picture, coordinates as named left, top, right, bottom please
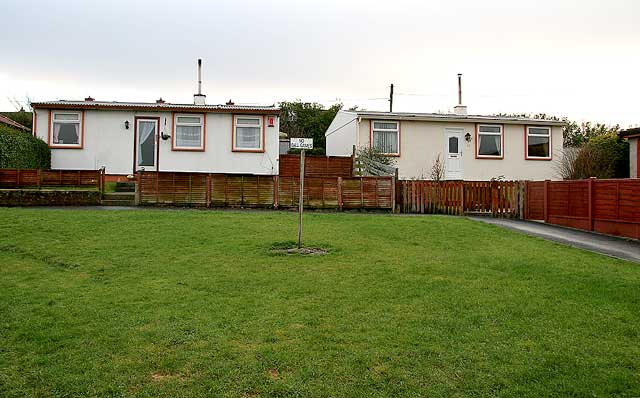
left=30, top=99, right=280, bottom=180
left=325, top=109, right=565, bottom=180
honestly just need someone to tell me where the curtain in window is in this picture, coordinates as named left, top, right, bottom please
left=478, top=134, right=501, bottom=156
left=138, top=121, right=156, bottom=166
left=53, top=123, right=79, bottom=144
left=176, top=126, right=201, bottom=147
left=373, top=131, right=398, bottom=154
left=236, top=127, right=260, bottom=149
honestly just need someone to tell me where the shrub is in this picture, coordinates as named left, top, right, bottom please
left=557, top=132, right=628, bottom=179
left=0, top=125, right=51, bottom=169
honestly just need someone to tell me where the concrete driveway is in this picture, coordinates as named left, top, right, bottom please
left=469, top=217, right=640, bottom=263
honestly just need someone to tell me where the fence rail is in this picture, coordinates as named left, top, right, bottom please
left=0, top=169, right=103, bottom=190
left=399, top=180, right=524, bottom=217
left=525, top=178, right=640, bottom=239
left=138, top=171, right=394, bottom=210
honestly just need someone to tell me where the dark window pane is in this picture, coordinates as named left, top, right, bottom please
left=448, top=136, right=458, bottom=153
left=56, top=123, right=79, bottom=144
left=528, top=136, right=550, bottom=157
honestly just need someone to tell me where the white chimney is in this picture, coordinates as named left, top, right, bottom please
left=194, top=59, right=206, bottom=105
left=454, top=73, right=467, bottom=116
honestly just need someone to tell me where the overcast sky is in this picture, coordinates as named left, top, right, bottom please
left=1, top=0, right=638, bottom=126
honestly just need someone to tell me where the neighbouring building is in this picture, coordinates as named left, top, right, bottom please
left=30, top=60, right=280, bottom=181
left=325, top=106, right=565, bottom=181
left=0, top=114, right=30, bottom=132
left=619, top=127, right=640, bottom=178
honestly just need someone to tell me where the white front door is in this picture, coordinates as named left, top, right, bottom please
left=136, top=119, right=158, bottom=171
left=444, top=129, right=463, bottom=180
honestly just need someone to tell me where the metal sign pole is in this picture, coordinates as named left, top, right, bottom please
left=298, top=149, right=305, bottom=249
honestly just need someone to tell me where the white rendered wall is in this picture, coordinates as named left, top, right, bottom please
left=352, top=118, right=563, bottom=181
left=325, top=110, right=359, bottom=157
left=34, top=108, right=279, bottom=175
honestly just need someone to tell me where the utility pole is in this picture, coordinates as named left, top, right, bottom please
left=389, top=83, right=394, bottom=112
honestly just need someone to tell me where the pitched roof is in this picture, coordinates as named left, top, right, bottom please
left=30, top=100, right=280, bottom=114
left=0, top=114, right=31, bottom=131
left=350, top=110, right=567, bottom=126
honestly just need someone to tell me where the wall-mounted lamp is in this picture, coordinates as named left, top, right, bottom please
left=124, top=120, right=130, bottom=130
left=465, top=132, right=471, bottom=143
left=161, top=131, right=171, bottom=141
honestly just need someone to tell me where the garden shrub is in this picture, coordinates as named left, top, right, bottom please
left=0, top=125, right=51, bottom=169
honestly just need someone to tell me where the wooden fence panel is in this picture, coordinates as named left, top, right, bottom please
left=139, top=172, right=392, bottom=210
left=0, top=169, right=100, bottom=188
left=279, top=154, right=352, bottom=178
left=399, top=180, right=520, bottom=216
left=524, top=178, right=640, bottom=240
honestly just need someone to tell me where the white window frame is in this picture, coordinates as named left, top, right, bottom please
left=233, top=115, right=264, bottom=152
left=371, top=120, right=400, bottom=156
left=50, top=110, right=82, bottom=148
left=173, top=114, right=204, bottom=151
left=476, top=124, right=504, bottom=159
left=526, top=126, right=552, bottom=160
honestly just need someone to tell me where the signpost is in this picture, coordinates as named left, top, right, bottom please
left=290, top=138, right=313, bottom=249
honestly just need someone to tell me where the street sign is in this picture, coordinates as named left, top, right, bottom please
left=290, top=138, right=313, bottom=150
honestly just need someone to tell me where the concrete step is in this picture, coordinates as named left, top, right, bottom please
left=115, top=182, right=136, bottom=192
left=103, top=192, right=135, bottom=200
left=101, top=199, right=136, bottom=207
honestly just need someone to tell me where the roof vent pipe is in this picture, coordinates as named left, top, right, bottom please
left=194, top=59, right=206, bottom=105
left=454, top=73, right=467, bottom=116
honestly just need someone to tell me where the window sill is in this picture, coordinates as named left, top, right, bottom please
left=525, top=156, right=552, bottom=161
left=172, top=147, right=205, bottom=152
left=232, top=148, right=265, bottom=153
left=49, top=144, right=83, bottom=149
left=476, top=155, right=504, bottom=160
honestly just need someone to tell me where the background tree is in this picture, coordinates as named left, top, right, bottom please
left=279, top=101, right=342, bottom=155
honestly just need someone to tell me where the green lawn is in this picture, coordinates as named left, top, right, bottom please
left=0, top=208, right=638, bottom=398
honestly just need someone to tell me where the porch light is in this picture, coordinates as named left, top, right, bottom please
left=124, top=120, right=130, bottom=130
left=465, top=132, right=471, bottom=142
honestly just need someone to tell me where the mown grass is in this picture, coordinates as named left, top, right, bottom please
left=0, top=208, right=638, bottom=397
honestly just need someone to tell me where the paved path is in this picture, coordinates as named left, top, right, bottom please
left=469, top=217, right=640, bottom=263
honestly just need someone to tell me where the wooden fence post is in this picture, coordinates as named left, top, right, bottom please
left=206, top=174, right=212, bottom=208
left=273, top=175, right=279, bottom=209
left=518, top=181, right=525, bottom=220
left=543, top=179, right=550, bottom=223
left=337, top=177, right=343, bottom=211
left=391, top=176, right=396, bottom=213
left=588, top=177, right=595, bottom=231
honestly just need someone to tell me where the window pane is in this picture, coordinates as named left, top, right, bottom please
left=176, top=116, right=201, bottom=124
left=373, top=130, right=398, bottom=153
left=528, top=136, right=550, bottom=157
left=237, top=118, right=260, bottom=126
left=529, top=127, right=550, bottom=136
left=53, top=122, right=79, bottom=144
left=176, top=125, right=202, bottom=147
left=479, top=125, right=501, bottom=134
left=478, top=134, right=501, bottom=156
left=448, top=136, right=458, bottom=154
left=373, top=122, right=397, bottom=130
left=54, top=113, right=79, bottom=121
left=236, top=126, right=261, bottom=148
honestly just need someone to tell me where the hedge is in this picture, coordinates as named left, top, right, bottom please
left=0, top=125, right=51, bottom=169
